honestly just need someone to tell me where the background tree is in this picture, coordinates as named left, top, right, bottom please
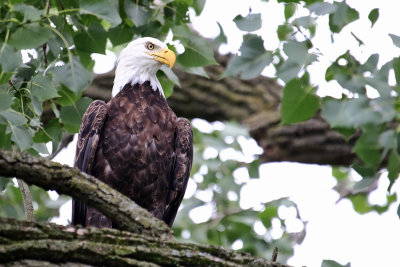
left=0, top=0, right=399, bottom=266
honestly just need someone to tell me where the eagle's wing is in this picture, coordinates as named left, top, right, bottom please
left=72, top=100, right=108, bottom=226
left=163, top=118, right=193, bottom=227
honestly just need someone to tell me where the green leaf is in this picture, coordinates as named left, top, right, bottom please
left=393, top=57, right=400, bottom=86
left=283, top=41, right=309, bottom=64
left=248, top=160, right=260, bottom=178
left=277, top=24, right=293, bottom=41
left=159, top=76, right=174, bottom=98
left=33, top=118, right=62, bottom=143
left=353, top=177, right=377, bottom=193
left=329, top=1, right=359, bottom=33
left=52, top=58, right=92, bottom=93
left=8, top=23, right=53, bottom=49
left=278, top=41, right=317, bottom=82
left=284, top=3, right=297, bottom=20
left=331, top=166, right=349, bottom=181
left=0, top=177, right=12, bottom=191
left=30, top=75, right=58, bottom=101
left=321, top=97, right=381, bottom=128
left=192, top=0, right=206, bottom=15
left=0, top=44, right=22, bottom=72
left=388, top=150, right=400, bottom=191
left=0, top=124, right=11, bottom=149
left=308, top=2, right=336, bottom=15
left=124, top=2, right=152, bottom=27
left=222, top=35, right=272, bottom=79
left=74, top=23, right=107, bottom=54
left=80, top=0, right=121, bottom=27
left=292, top=16, right=316, bottom=28
left=13, top=4, right=42, bottom=22
left=0, top=110, right=27, bottom=126
left=10, top=125, right=33, bottom=151
left=215, top=22, right=227, bottom=46
left=353, top=125, right=383, bottom=168
left=258, top=202, right=278, bottom=228
left=56, top=86, right=82, bottom=106
left=0, top=93, right=13, bottom=112
left=233, top=13, right=262, bottom=32
left=174, top=25, right=216, bottom=67
left=160, top=65, right=180, bottom=87
left=379, top=129, right=396, bottom=154
left=352, top=163, right=375, bottom=178
left=0, top=72, right=13, bottom=85
left=321, top=259, right=351, bottom=267
left=368, top=8, right=379, bottom=27
left=184, top=67, right=209, bottom=78
left=397, top=204, right=400, bottom=220
left=362, top=53, right=379, bottom=72
left=370, top=97, right=395, bottom=122
left=108, top=26, right=134, bottom=46
left=281, top=79, right=319, bottom=124
left=60, top=97, right=92, bottom=133
left=389, top=34, right=400, bottom=48
left=31, top=95, right=43, bottom=116
left=32, top=142, right=49, bottom=154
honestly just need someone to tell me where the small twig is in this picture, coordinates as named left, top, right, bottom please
left=16, top=179, right=35, bottom=221
left=8, top=80, right=17, bottom=91
left=45, top=0, right=51, bottom=15
left=56, top=0, right=65, bottom=10
left=43, top=43, right=48, bottom=68
left=46, top=133, right=74, bottom=160
left=271, top=246, right=278, bottom=262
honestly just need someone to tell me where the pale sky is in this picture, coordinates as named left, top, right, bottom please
left=50, top=1, right=400, bottom=267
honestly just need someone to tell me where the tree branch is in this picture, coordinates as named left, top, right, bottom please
left=0, top=149, right=172, bottom=240
left=16, top=179, right=34, bottom=221
left=0, top=218, right=291, bottom=267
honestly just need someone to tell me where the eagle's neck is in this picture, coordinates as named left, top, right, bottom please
left=112, top=58, right=164, bottom=98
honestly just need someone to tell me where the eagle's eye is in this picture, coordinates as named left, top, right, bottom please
left=146, top=42, right=155, bottom=50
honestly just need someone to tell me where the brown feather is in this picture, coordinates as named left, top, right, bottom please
left=72, top=81, right=193, bottom=228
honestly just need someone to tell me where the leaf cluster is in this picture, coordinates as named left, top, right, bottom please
left=0, top=0, right=215, bottom=156
left=217, top=0, right=400, bottom=216
left=173, top=121, right=305, bottom=261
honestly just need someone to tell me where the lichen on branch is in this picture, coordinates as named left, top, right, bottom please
left=0, top=149, right=172, bottom=240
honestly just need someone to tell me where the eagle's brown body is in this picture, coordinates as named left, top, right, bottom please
left=72, top=81, right=193, bottom=228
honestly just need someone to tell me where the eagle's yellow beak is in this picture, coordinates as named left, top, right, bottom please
left=149, top=48, right=176, bottom=69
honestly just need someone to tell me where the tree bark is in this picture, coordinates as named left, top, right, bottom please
left=0, top=150, right=291, bottom=266
left=0, top=150, right=172, bottom=240
left=0, top=218, right=290, bottom=267
left=85, top=54, right=356, bottom=166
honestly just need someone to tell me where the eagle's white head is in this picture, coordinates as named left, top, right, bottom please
left=112, top=37, right=176, bottom=97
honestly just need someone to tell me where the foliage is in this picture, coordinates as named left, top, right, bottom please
left=0, top=181, right=68, bottom=221
left=0, top=0, right=213, bottom=155
left=214, top=0, right=400, bottom=216
left=173, top=121, right=305, bottom=261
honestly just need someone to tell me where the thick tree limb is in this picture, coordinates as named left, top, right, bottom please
left=0, top=218, right=290, bottom=267
left=85, top=54, right=355, bottom=166
left=0, top=150, right=292, bottom=266
left=0, top=149, right=172, bottom=240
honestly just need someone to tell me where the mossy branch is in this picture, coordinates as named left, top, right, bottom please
left=0, top=150, right=293, bottom=266
left=0, top=218, right=290, bottom=267
left=0, top=149, right=172, bottom=240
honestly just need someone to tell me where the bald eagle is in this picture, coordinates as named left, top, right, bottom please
left=72, top=37, right=193, bottom=228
